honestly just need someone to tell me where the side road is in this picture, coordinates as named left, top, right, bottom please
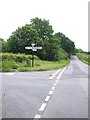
left=1, top=55, right=88, bottom=118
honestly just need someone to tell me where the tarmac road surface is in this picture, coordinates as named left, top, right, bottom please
left=1, top=56, right=88, bottom=118
left=42, top=56, right=88, bottom=118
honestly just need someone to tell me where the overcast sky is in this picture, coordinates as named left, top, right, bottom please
left=0, top=0, right=89, bottom=51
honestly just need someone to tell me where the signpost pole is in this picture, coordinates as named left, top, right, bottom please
left=31, top=43, right=35, bottom=67
left=32, top=50, right=34, bottom=67
left=25, top=43, right=42, bottom=67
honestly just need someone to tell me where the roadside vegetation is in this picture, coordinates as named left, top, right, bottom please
left=0, top=53, right=69, bottom=72
left=77, top=52, right=90, bottom=65
left=0, top=17, right=76, bottom=72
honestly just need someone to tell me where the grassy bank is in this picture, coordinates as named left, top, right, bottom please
left=0, top=53, right=70, bottom=72
left=77, top=53, right=90, bottom=65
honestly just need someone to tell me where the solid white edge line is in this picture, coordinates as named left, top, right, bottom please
left=49, top=90, right=53, bottom=95
left=39, top=103, right=47, bottom=111
left=45, top=96, right=50, bottom=101
left=34, top=114, right=41, bottom=118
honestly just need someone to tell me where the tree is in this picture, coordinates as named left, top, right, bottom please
left=0, top=38, right=3, bottom=52
left=0, top=38, right=8, bottom=52
left=43, top=35, right=61, bottom=61
left=7, top=18, right=75, bottom=61
left=30, top=17, right=61, bottom=60
left=74, top=48, right=83, bottom=53
left=7, top=24, right=41, bottom=54
left=30, top=17, right=54, bottom=40
left=55, top=32, right=75, bottom=57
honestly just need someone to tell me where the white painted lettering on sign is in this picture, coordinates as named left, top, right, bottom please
left=25, top=47, right=32, bottom=49
left=25, top=46, right=42, bottom=50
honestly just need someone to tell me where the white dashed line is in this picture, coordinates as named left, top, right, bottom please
left=49, top=90, right=53, bottom=95
left=34, top=114, right=41, bottom=118
left=54, top=83, right=57, bottom=86
left=45, top=96, right=50, bottom=102
left=34, top=67, right=66, bottom=119
left=51, top=86, right=55, bottom=90
left=5, top=73, right=15, bottom=75
left=57, top=67, right=66, bottom=80
left=56, top=80, right=59, bottom=83
left=49, top=69, right=61, bottom=79
left=39, top=103, right=46, bottom=111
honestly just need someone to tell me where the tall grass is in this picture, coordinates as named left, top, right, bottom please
left=77, top=53, right=90, bottom=65
left=0, top=53, right=70, bottom=72
left=0, top=53, right=38, bottom=61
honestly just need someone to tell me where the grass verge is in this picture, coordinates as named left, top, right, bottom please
left=0, top=53, right=70, bottom=72
left=18, top=59, right=70, bottom=72
left=77, top=53, right=90, bottom=65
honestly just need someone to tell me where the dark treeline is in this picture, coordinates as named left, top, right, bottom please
left=0, top=17, right=75, bottom=61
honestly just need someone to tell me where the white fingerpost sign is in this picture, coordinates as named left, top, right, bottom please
left=25, top=44, right=42, bottom=67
